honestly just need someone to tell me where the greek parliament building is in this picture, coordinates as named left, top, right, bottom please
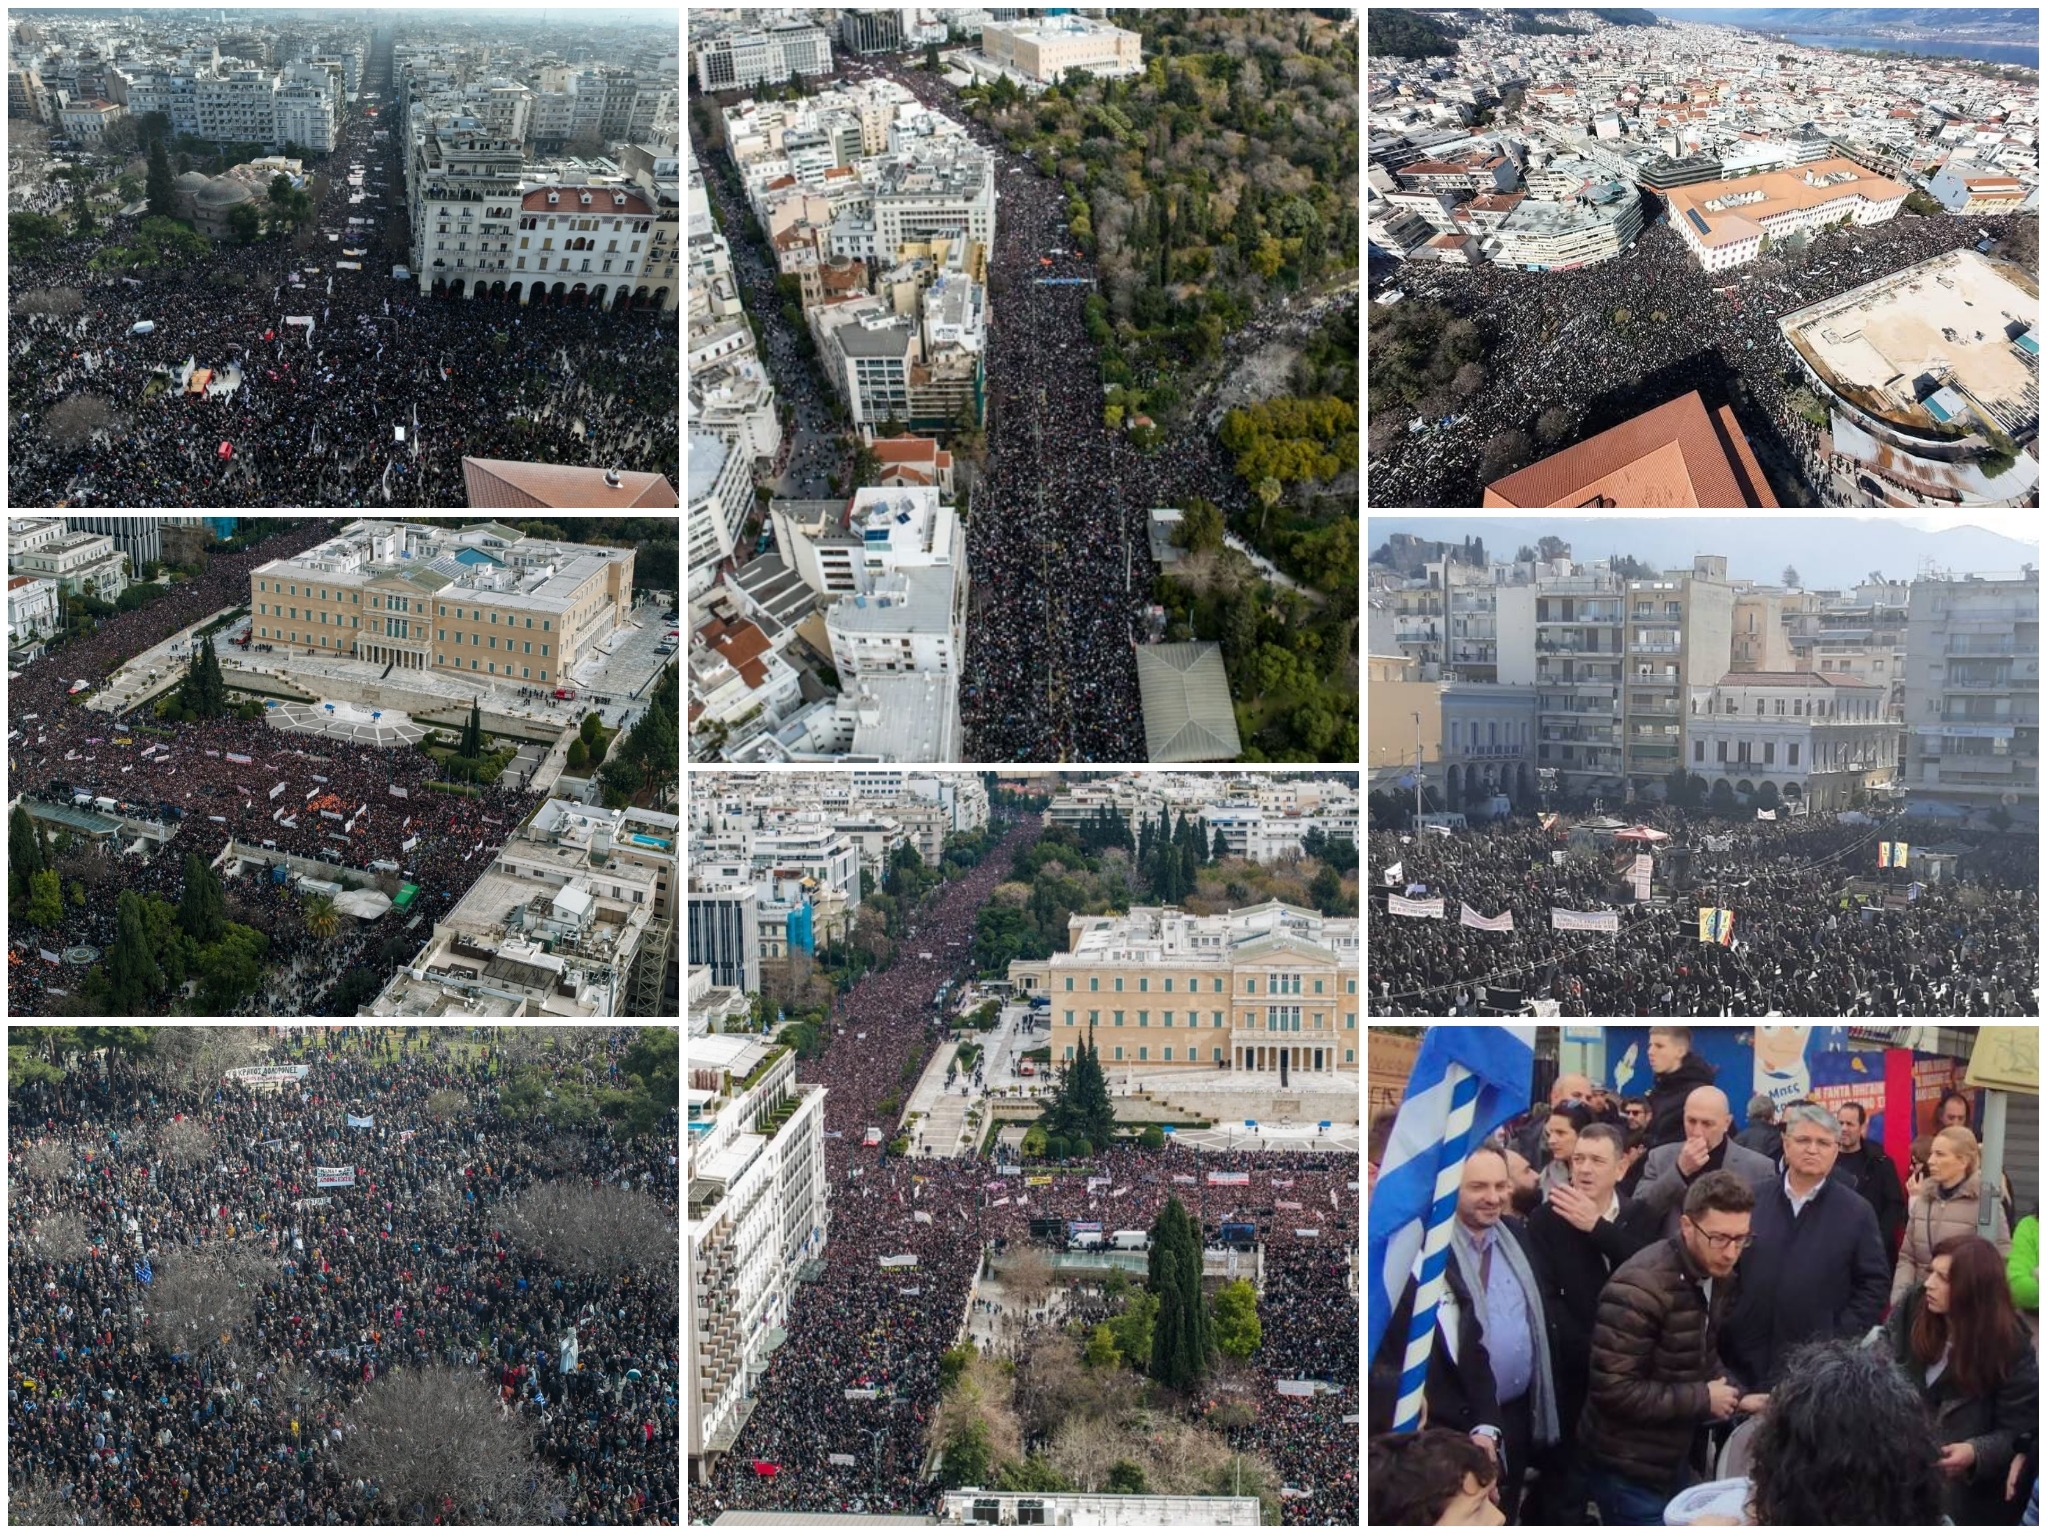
left=248, top=519, right=633, bottom=684
left=1007, top=901, right=1360, bottom=1084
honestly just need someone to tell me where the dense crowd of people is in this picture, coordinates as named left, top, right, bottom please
left=1367, top=210, right=2033, bottom=507
left=1367, top=805, right=2039, bottom=1016
left=8, top=1028, right=678, bottom=1524
left=850, top=59, right=1265, bottom=762
left=8, top=42, right=677, bottom=509
left=7, top=520, right=547, bottom=1017
left=694, top=814, right=1360, bottom=1524
left=1370, top=1035, right=2038, bottom=1525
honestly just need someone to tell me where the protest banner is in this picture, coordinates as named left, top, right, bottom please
left=1551, top=908, right=1620, bottom=933
left=315, top=1166, right=355, bottom=1187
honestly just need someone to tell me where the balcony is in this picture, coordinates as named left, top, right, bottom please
left=1537, top=640, right=1622, bottom=655
left=1629, top=702, right=1683, bottom=718
left=1629, top=641, right=1680, bottom=654
left=1538, top=611, right=1622, bottom=626
left=1628, top=743, right=1680, bottom=761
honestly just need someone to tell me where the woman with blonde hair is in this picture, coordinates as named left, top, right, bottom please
left=1893, top=1124, right=2011, bottom=1307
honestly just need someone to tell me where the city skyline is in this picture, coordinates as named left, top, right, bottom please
left=1367, top=6, right=2039, bottom=509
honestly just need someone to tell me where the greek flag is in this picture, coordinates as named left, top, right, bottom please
left=134, top=1258, right=152, bottom=1286
left=1368, top=1026, right=1535, bottom=1432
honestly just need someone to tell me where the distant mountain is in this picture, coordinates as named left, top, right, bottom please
left=1649, top=8, right=2040, bottom=42
left=1365, top=517, right=2038, bottom=590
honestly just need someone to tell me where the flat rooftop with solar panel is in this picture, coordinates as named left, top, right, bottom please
left=1778, top=247, right=2040, bottom=440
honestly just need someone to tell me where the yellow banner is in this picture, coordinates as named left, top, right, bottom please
left=1025, top=1175, right=1053, bottom=1187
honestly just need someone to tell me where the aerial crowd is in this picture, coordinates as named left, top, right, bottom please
left=8, top=1028, right=678, bottom=1524
left=849, top=60, right=1269, bottom=761
left=695, top=814, right=1360, bottom=1524
left=8, top=49, right=677, bottom=508
left=1368, top=210, right=2032, bottom=507
left=6, top=520, right=545, bottom=1018
left=1367, top=806, right=2039, bottom=1017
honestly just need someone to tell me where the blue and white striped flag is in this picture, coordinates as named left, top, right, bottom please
left=1368, top=1026, right=1535, bottom=1432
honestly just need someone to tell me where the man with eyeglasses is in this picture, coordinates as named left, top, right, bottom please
left=1721, top=1101, right=1890, bottom=1396
left=1580, top=1170, right=1762, bottom=1525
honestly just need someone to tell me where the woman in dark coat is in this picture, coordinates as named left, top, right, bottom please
left=1884, top=1233, right=2038, bottom=1527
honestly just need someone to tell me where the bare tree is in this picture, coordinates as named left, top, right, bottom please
left=12, top=287, right=85, bottom=316
left=150, top=1026, right=269, bottom=1093
left=23, top=1209, right=92, bottom=1264
left=496, top=1181, right=676, bottom=1284
left=425, top=1088, right=469, bottom=1122
left=20, top=1138, right=75, bottom=1185
left=7, top=1470, right=97, bottom=1525
left=334, top=1367, right=566, bottom=1524
left=155, top=1116, right=215, bottom=1170
left=146, top=1243, right=274, bottom=1353
left=1004, top=1246, right=1053, bottom=1311
left=40, top=394, right=120, bottom=451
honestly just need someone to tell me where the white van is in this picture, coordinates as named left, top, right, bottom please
left=1110, top=1230, right=1148, bottom=1251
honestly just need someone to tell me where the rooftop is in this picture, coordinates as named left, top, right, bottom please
left=1714, top=670, right=1880, bottom=688
left=1665, top=157, right=1909, bottom=245
left=1780, top=248, right=2039, bottom=435
left=1482, top=391, right=1779, bottom=509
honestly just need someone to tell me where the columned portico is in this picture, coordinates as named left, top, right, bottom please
left=357, top=642, right=429, bottom=669
left=1232, top=1041, right=1337, bottom=1075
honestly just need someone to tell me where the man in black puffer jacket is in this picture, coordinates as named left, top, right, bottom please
left=1581, top=1171, right=1765, bottom=1526
left=1643, top=1028, right=1717, bottom=1151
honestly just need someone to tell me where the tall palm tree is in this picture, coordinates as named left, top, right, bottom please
left=304, top=895, right=338, bottom=941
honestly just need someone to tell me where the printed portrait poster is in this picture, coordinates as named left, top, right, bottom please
left=1604, top=1028, right=1847, bottom=1130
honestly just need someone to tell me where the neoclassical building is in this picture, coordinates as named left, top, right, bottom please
left=1008, top=900, right=1359, bottom=1085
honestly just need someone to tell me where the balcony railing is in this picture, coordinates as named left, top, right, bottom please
left=1944, top=676, right=2016, bottom=690
left=1629, top=702, right=1683, bottom=717
left=1537, top=640, right=1623, bottom=654
left=1629, top=642, right=1680, bottom=654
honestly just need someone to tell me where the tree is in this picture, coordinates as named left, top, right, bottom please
left=155, top=1116, right=216, bottom=1170
left=70, top=177, right=95, bottom=237
left=496, top=1180, right=678, bottom=1283
left=146, top=1242, right=274, bottom=1354
left=1709, top=778, right=1738, bottom=815
left=566, top=739, right=589, bottom=771
left=1480, top=430, right=1533, bottom=485
left=925, top=41, right=942, bottom=71
left=10, top=210, right=69, bottom=257
left=335, top=1367, right=565, bottom=1523
left=10, top=802, right=48, bottom=906
left=580, top=711, right=602, bottom=746
left=1537, top=535, right=1570, bottom=561
left=148, top=1026, right=265, bottom=1092
left=224, top=200, right=261, bottom=244
left=40, top=393, right=119, bottom=451
left=461, top=697, right=483, bottom=759
left=1755, top=780, right=1780, bottom=812
left=1781, top=565, right=1800, bottom=588
left=24, top=869, right=64, bottom=928
left=177, top=851, right=227, bottom=945
left=303, top=893, right=339, bottom=940
left=1106, top=1287, right=1159, bottom=1369
left=1084, top=1325, right=1121, bottom=1369
left=1146, top=1197, right=1210, bottom=1389
left=1210, top=1278, right=1262, bottom=1358
left=1536, top=407, right=1574, bottom=444
left=1105, top=1460, right=1149, bottom=1494
left=1452, top=362, right=1487, bottom=398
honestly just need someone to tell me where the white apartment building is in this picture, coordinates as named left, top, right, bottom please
left=688, top=430, right=753, bottom=599
left=1686, top=671, right=1892, bottom=811
left=686, top=1021, right=829, bottom=1486
left=692, top=24, right=833, bottom=91
left=275, top=75, right=336, bottom=154
left=1902, top=573, right=2041, bottom=822
left=514, top=185, right=654, bottom=306
left=195, top=68, right=278, bottom=142
left=871, top=146, right=994, bottom=258
left=8, top=575, right=61, bottom=646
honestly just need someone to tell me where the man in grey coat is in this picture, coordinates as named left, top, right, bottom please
left=1634, top=1086, right=1779, bottom=1239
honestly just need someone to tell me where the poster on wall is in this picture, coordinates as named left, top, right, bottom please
left=1605, top=1028, right=1849, bottom=1130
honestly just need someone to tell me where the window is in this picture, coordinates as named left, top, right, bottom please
left=1717, top=740, right=1727, bottom=763
left=1163, top=1011, right=1173, bottom=1027
left=1764, top=741, right=1774, bottom=765
left=1114, top=1047, right=1123, bottom=1061
left=1088, top=1010, right=1097, bottom=1027
left=539, top=670, right=546, bottom=680
left=1245, top=977, right=1258, bottom=995
left=540, top=644, right=549, bottom=656
left=1214, top=978, right=1224, bottom=993
left=1212, top=1011, right=1223, bottom=1027
left=1089, top=976, right=1098, bottom=992
left=1163, top=1048, right=1173, bottom=1062
left=543, top=620, right=549, bottom=631
left=1163, top=977, right=1173, bottom=992
left=522, top=667, right=529, bottom=679
left=1113, top=976, right=1122, bottom=993
left=1138, top=1048, right=1148, bottom=1062
left=1794, top=698, right=1803, bottom=715
left=1113, top=1011, right=1123, bottom=1027
left=1775, top=697, right=1785, bottom=715
left=1757, top=698, right=1766, bottom=716
left=1064, top=1010, right=1074, bottom=1027
left=1064, top=977, right=1073, bottom=991
left=1138, top=977, right=1148, bottom=992
left=1789, top=743, right=1799, bottom=767
left=1137, top=1012, right=1147, bottom=1027
left=1695, top=739, right=1705, bottom=763
left=438, top=629, right=445, bottom=641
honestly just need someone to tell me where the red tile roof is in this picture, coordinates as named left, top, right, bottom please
left=696, top=618, right=773, bottom=689
left=461, top=457, right=677, bottom=508
left=1481, top=391, right=1779, bottom=508
left=520, top=186, right=653, bottom=214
